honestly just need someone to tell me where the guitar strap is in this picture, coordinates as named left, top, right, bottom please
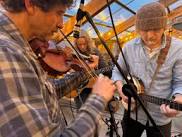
left=149, top=35, right=171, bottom=91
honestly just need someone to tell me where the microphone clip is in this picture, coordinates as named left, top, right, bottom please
left=73, top=9, right=86, bottom=38
left=76, top=8, right=86, bottom=22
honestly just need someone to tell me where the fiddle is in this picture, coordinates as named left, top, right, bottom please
left=29, top=38, right=96, bottom=76
left=29, top=38, right=109, bottom=99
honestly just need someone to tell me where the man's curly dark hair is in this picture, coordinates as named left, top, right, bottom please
left=2, top=0, right=74, bottom=12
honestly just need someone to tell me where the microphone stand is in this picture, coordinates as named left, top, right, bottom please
left=106, top=100, right=120, bottom=137
left=76, top=9, right=164, bottom=137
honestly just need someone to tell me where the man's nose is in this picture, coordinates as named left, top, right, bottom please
left=146, top=30, right=156, bottom=36
left=80, top=45, right=85, bottom=49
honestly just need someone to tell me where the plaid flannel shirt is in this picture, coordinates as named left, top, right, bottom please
left=0, top=7, right=106, bottom=137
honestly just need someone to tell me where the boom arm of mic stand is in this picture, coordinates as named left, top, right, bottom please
left=82, top=10, right=164, bottom=137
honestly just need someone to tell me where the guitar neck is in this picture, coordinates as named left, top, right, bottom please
left=86, top=65, right=113, bottom=79
left=141, top=94, right=182, bottom=111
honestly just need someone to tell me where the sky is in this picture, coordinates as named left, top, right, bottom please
left=64, top=0, right=182, bottom=38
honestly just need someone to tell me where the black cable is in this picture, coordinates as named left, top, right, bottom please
left=69, top=97, right=75, bottom=119
left=60, top=108, right=68, bottom=126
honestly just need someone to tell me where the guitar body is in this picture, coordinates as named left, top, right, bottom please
left=65, top=77, right=95, bottom=98
left=65, top=89, right=79, bottom=98
left=122, top=76, right=145, bottom=111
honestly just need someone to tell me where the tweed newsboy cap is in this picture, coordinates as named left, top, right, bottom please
left=135, top=2, right=167, bottom=31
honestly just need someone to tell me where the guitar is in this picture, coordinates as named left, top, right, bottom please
left=56, top=65, right=113, bottom=98
left=122, top=76, right=182, bottom=111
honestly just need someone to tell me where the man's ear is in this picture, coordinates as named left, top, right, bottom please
left=24, top=0, right=34, bottom=15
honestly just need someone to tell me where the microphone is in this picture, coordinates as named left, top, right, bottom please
left=73, top=0, right=85, bottom=38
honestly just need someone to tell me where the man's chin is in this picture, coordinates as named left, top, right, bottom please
left=147, top=42, right=157, bottom=47
left=34, top=32, right=57, bottom=41
left=45, top=33, right=57, bottom=41
left=42, top=35, right=52, bottom=41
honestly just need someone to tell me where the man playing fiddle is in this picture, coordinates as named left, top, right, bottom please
left=74, top=30, right=111, bottom=108
left=0, top=0, right=119, bottom=137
